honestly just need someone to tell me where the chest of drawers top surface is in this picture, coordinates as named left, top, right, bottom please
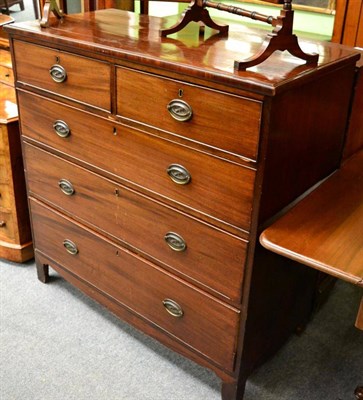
left=5, top=9, right=359, bottom=96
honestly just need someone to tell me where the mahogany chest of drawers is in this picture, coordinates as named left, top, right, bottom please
left=6, top=10, right=360, bottom=399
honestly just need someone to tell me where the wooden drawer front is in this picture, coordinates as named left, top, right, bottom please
left=19, top=92, right=256, bottom=231
left=13, top=41, right=111, bottom=111
left=0, top=209, right=14, bottom=240
left=30, top=199, right=240, bottom=371
left=0, top=184, right=12, bottom=209
left=0, top=154, right=8, bottom=183
left=0, top=65, right=14, bottom=85
left=117, top=67, right=262, bottom=160
left=25, top=143, right=247, bottom=301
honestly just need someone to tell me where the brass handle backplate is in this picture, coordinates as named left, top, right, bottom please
left=167, top=99, right=193, bottom=122
left=164, top=232, right=187, bottom=252
left=63, top=239, right=78, bottom=255
left=58, top=179, right=75, bottom=196
left=53, top=120, right=70, bottom=138
left=166, top=164, right=191, bottom=185
left=162, top=298, right=184, bottom=318
left=49, top=64, right=67, bottom=83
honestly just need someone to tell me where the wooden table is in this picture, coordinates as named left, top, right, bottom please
left=260, top=149, right=363, bottom=330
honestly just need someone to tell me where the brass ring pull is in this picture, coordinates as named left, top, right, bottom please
left=166, top=164, right=191, bottom=185
left=63, top=239, right=78, bottom=255
left=167, top=99, right=193, bottom=122
left=162, top=298, right=184, bottom=318
left=53, top=120, right=70, bottom=138
left=49, top=64, right=67, bottom=83
left=58, top=179, right=75, bottom=196
left=0, top=220, right=6, bottom=228
left=164, top=232, right=187, bottom=252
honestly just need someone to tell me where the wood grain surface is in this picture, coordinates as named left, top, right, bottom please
left=260, top=150, right=363, bottom=286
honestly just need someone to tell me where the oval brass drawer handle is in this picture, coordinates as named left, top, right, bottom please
left=58, top=179, right=75, bottom=196
left=49, top=64, right=67, bottom=83
left=167, top=99, right=193, bottom=122
left=166, top=164, right=191, bottom=185
left=53, top=120, right=70, bottom=138
left=162, top=298, right=184, bottom=318
left=63, top=239, right=78, bottom=255
left=0, top=220, right=6, bottom=228
left=164, top=232, right=187, bottom=252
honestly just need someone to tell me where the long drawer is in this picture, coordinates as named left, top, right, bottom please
left=13, top=41, right=111, bottom=111
left=30, top=198, right=240, bottom=371
left=117, top=67, right=262, bottom=160
left=24, top=143, right=247, bottom=301
left=18, top=91, right=256, bottom=232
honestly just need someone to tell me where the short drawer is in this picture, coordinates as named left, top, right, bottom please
left=13, top=40, right=111, bottom=111
left=0, top=209, right=14, bottom=240
left=30, top=199, right=240, bottom=372
left=25, top=143, right=247, bottom=301
left=117, top=67, right=262, bottom=160
left=19, top=91, right=256, bottom=231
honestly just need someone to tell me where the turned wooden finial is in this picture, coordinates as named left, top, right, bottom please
left=284, top=0, right=292, bottom=10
